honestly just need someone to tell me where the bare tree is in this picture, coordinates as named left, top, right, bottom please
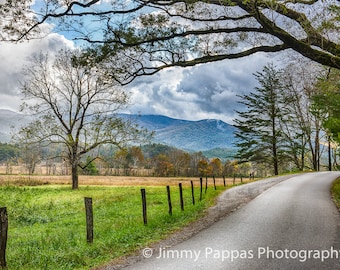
left=280, top=61, right=326, bottom=171
left=17, top=49, right=148, bottom=189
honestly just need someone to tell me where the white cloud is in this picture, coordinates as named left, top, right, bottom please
left=126, top=53, right=273, bottom=123
left=1, top=25, right=279, bottom=125
left=0, top=33, right=74, bottom=112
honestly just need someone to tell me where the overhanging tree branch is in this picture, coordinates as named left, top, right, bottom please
left=2, top=0, right=340, bottom=80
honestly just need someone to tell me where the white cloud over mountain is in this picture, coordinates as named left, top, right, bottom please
left=0, top=27, right=276, bottom=124
left=126, top=53, right=273, bottom=123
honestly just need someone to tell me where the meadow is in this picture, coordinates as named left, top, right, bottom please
left=0, top=176, right=242, bottom=269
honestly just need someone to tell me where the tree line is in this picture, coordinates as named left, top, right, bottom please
left=0, top=142, right=250, bottom=178
left=234, top=61, right=340, bottom=175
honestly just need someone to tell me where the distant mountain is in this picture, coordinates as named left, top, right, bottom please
left=0, top=110, right=31, bottom=142
left=122, top=114, right=236, bottom=152
left=0, top=110, right=237, bottom=154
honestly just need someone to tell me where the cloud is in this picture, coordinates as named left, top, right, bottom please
left=1, top=28, right=276, bottom=125
left=0, top=33, right=74, bottom=111
left=126, top=53, right=273, bottom=123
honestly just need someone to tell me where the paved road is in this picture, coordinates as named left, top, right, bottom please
left=123, top=172, right=340, bottom=269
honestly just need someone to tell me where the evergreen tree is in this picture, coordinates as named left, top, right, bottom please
left=234, top=64, right=288, bottom=175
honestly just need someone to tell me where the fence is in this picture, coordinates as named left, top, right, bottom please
left=0, top=174, right=252, bottom=268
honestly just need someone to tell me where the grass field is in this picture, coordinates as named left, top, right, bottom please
left=0, top=176, right=244, bottom=269
left=0, top=174, right=245, bottom=186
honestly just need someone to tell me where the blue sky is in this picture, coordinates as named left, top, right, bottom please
left=0, top=1, right=284, bottom=124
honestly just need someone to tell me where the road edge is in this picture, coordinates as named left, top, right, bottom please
left=96, top=174, right=298, bottom=270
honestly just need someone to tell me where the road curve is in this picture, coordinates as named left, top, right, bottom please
left=123, top=172, right=340, bottom=269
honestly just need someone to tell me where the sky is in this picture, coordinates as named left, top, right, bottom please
left=0, top=36, right=276, bottom=124
left=0, top=7, right=280, bottom=124
left=125, top=54, right=273, bottom=123
left=0, top=34, right=74, bottom=109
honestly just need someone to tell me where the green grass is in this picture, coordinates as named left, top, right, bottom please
left=0, top=184, right=227, bottom=269
left=331, top=177, right=340, bottom=210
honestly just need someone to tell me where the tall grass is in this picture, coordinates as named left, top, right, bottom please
left=0, top=184, right=226, bottom=269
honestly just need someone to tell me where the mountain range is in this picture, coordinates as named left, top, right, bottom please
left=125, top=114, right=236, bottom=152
left=0, top=109, right=236, bottom=154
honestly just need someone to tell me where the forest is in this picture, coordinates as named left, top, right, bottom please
left=0, top=142, right=249, bottom=178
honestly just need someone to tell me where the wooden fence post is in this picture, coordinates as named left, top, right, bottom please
left=205, top=176, right=208, bottom=194
left=191, top=181, right=195, bottom=205
left=166, top=186, right=172, bottom=216
left=223, top=175, right=226, bottom=187
left=84, top=198, right=94, bottom=243
left=213, top=175, right=216, bottom=190
left=179, top=183, right=184, bottom=211
left=141, top=189, right=147, bottom=225
left=0, top=207, right=8, bottom=268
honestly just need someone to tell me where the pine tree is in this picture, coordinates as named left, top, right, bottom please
left=234, top=64, right=287, bottom=175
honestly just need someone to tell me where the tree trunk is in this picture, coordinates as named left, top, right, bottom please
left=314, top=126, right=320, bottom=171
left=328, top=135, right=332, bottom=171
left=272, top=116, right=279, bottom=176
left=72, top=164, right=79, bottom=190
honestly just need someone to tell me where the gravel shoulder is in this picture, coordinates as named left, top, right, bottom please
left=97, top=174, right=296, bottom=270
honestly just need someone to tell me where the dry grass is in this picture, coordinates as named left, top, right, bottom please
left=0, top=174, right=248, bottom=187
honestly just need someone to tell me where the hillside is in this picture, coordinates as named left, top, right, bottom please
left=0, top=110, right=236, bottom=153
left=123, top=114, right=236, bottom=152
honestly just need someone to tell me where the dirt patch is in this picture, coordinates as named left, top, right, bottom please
left=97, top=174, right=296, bottom=270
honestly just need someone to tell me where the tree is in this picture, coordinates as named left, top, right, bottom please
left=2, top=0, right=340, bottom=82
left=186, top=152, right=201, bottom=176
left=209, top=158, right=222, bottom=177
left=198, top=159, right=210, bottom=177
left=223, top=160, right=238, bottom=177
left=234, top=64, right=288, bottom=175
left=313, top=68, right=340, bottom=169
left=17, top=49, right=147, bottom=189
left=81, top=156, right=99, bottom=175
left=129, top=146, right=145, bottom=168
left=313, top=68, right=340, bottom=142
left=0, top=143, right=19, bottom=163
left=21, top=142, right=42, bottom=175
left=280, top=61, right=325, bottom=171
left=154, top=154, right=174, bottom=176
left=113, top=146, right=145, bottom=175
left=113, top=149, right=130, bottom=175
left=167, top=149, right=190, bottom=176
